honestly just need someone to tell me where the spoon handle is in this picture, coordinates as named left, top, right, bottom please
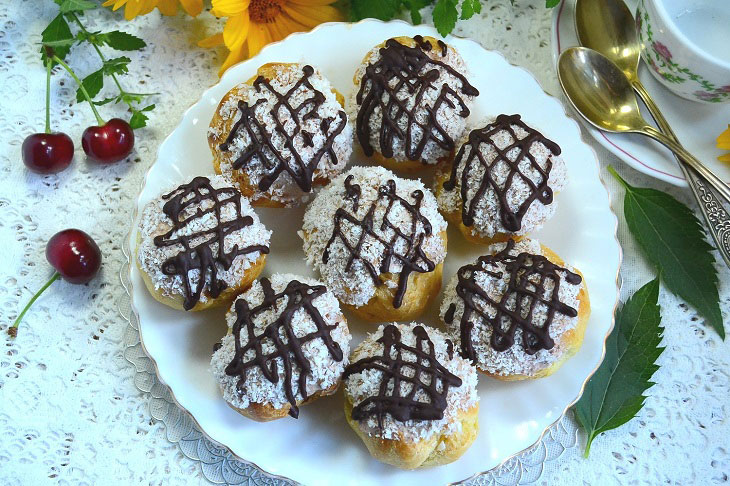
left=642, top=125, right=730, bottom=204
left=633, top=81, right=730, bottom=267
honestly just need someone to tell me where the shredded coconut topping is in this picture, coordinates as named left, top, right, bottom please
left=344, top=322, right=478, bottom=442
left=347, top=39, right=475, bottom=164
left=437, top=117, right=567, bottom=238
left=211, top=273, right=351, bottom=411
left=440, top=239, right=582, bottom=377
left=137, top=174, right=271, bottom=303
left=300, top=166, right=447, bottom=307
left=210, top=63, right=353, bottom=206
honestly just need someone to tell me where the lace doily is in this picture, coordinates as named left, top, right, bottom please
left=1, top=0, right=728, bottom=484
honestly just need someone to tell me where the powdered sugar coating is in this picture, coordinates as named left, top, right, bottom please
left=137, top=175, right=271, bottom=304
left=347, top=38, right=476, bottom=164
left=440, top=239, right=583, bottom=377
left=437, top=117, right=567, bottom=238
left=300, top=166, right=447, bottom=307
left=210, top=63, right=353, bottom=206
left=211, top=273, right=351, bottom=411
left=344, top=322, right=478, bottom=442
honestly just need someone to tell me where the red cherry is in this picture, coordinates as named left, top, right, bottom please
left=45, top=229, right=102, bottom=284
left=81, top=118, right=134, bottom=164
left=22, top=132, right=74, bottom=174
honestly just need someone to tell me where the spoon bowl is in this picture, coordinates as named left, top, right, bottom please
left=575, top=0, right=641, bottom=80
left=557, top=47, right=647, bottom=134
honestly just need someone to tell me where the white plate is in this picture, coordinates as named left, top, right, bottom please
left=552, top=0, right=730, bottom=187
left=129, top=20, right=620, bottom=485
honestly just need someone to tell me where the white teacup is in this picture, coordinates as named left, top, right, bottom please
left=636, top=0, right=730, bottom=104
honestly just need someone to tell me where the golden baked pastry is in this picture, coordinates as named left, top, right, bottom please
left=343, top=323, right=479, bottom=469
left=208, top=62, right=352, bottom=207
left=440, top=238, right=590, bottom=380
left=350, top=35, right=478, bottom=170
left=300, top=166, right=448, bottom=322
left=434, top=114, right=567, bottom=244
left=136, top=175, right=271, bottom=311
left=211, top=273, right=351, bottom=421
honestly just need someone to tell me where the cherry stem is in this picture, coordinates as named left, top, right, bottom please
left=51, top=54, right=106, bottom=127
left=9, top=272, right=61, bottom=338
left=45, top=59, right=52, bottom=134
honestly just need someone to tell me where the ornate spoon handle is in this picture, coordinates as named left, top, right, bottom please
left=633, top=80, right=730, bottom=268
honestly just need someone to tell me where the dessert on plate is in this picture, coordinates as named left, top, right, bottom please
left=208, top=62, right=353, bottom=207
left=435, top=114, right=567, bottom=244
left=211, top=273, right=351, bottom=421
left=136, top=175, right=270, bottom=311
left=440, top=238, right=590, bottom=380
left=343, top=322, right=479, bottom=469
left=300, top=166, right=447, bottom=321
left=350, top=35, right=479, bottom=171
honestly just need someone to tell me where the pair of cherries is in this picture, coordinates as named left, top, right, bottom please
left=22, top=118, right=134, bottom=174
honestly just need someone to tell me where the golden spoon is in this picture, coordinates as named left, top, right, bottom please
left=557, top=46, right=730, bottom=204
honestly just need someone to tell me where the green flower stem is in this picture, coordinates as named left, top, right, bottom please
left=52, top=55, right=106, bottom=126
left=9, top=272, right=61, bottom=338
left=44, top=58, right=52, bottom=134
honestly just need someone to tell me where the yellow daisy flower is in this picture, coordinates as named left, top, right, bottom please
left=200, top=0, right=343, bottom=75
left=718, top=125, right=730, bottom=163
left=103, top=0, right=203, bottom=21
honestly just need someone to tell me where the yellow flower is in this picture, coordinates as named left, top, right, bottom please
left=718, top=125, right=730, bottom=163
left=200, top=0, right=343, bottom=75
left=103, top=0, right=203, bottom=20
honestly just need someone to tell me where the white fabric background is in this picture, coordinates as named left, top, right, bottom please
left=1, top=0, right=728, bottom=484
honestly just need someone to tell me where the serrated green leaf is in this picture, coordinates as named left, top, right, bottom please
left=129, top=110, right=149, bottom=130
left=40, top=14, right=74, bottom=64
left=100, top=30, right=147, bottom=51
left=461, top=0, right=481, bottom=20
left=76, top=69, right=104, bottom=102
left=93, top=96, right=120, bottom=106
left=140, top=103, right=155, bottom=112
left=432, top=0, right=459, bottom=36
left=103, top=56, right=131, bottom=75
left=610, top=167, right=724, bottom=338
left=59, top=0, right=97, bottom=13
left=350, top=0, right=403, bottom=20
left=546, top=0, right=560, bottom=7
left=573, top=278, right=664, bottom=457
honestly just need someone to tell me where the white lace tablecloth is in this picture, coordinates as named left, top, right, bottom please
left=1, top=1, right=728, bottom=484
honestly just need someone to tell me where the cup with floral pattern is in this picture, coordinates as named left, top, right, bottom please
left=636, top=0, right=730, bottom=104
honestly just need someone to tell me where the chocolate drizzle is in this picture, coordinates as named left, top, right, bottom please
left=322, top=176, right=436, bottom=308
left=153, top=176, right=270, bottom=310
left=444, top=240, right=582, bottom=357
left=224, top=278, right=344, bottom=419
left=443, top=114, right=561, bottom=232
left=220, top=65, right=347, bottom=193
left=355, top=36, right=478, bottom=162
left=343, top=325, right=462, bottom=427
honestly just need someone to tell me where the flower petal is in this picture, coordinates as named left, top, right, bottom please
left=717, top=125, right=730, bottom=150
left=281, top=4, right=342, bottom=28
left=157, top=0, right=179, bottom=16
left=246, top=23, right=271, bottom=58
left=198, top=32, right=224, bottom=48
left=289, top=0, right=338, bottom=5
left=719, top=153, right=730, bottom=163
left=223, top=12, right=251, bottom=50
left=212, top=0, right=250, bottom=17
left=219, top=43, right=247, bottom=76
left=179, top=0, right=203, bottom=16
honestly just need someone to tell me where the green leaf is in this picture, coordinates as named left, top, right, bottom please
left=609, top=167, right=724, bottom=338
left=546, top=0, right=560, bottom=7
left=129, top=108, right=152, bottom=130
left=460, top=0, right=481, bottom=20
left=58, top=0, right=97, bottom=13
left=103, top=56, right=131, bottom=75
left=432, top=0, right=458, bottom=36
left=93, top=96, right=120, bottom=106
left=40, top=13, right=74, bottom=64
left=574, top=278, right=664, bottom=457
left=76, top=69, right=104, bottom=102
left=100, top=30, right=147, bottom=51
left=351, top=0, right=403, bottom=21
left=403, top=0, right=430, bottom=23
